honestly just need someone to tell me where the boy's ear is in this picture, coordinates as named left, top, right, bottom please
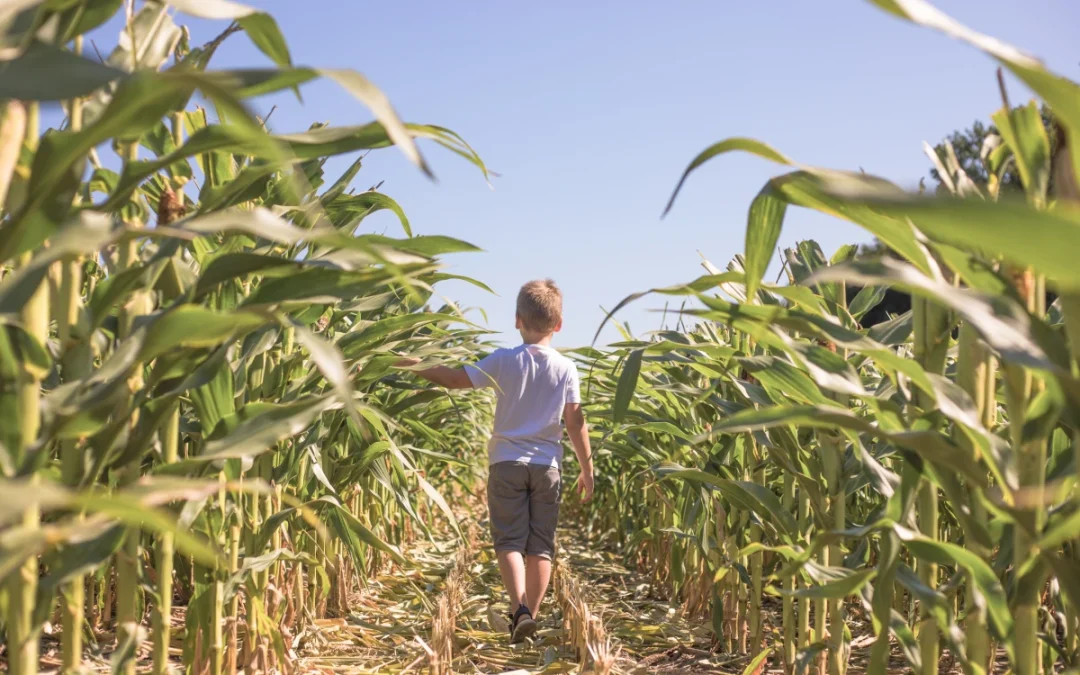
left=554, top=318, right=563, bottom=333
left=514, top=314, right=522, bottom=330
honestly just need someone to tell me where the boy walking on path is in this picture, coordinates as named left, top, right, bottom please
left=396, top=279, right=594, bottom=644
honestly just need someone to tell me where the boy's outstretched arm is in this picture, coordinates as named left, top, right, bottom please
left=395, top=357, right=473, bottom=390
left=563, top=402, right=594, bottom=503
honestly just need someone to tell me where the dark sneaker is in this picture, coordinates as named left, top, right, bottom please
left=509, top=605, right=537, bottom=644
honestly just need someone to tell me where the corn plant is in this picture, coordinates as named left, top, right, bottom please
left=579, top=1, right=1080, bottom=674
left=0, top=2, right=493, bottom=674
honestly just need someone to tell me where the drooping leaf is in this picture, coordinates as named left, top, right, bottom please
left=0, top=40, right=126, bottom=100
left=790, top=567, right=877, bottom=600
left=657, top=466, right=798, bottom=542
left=164, top=397, right=337, bottom=469
left=140, top=306, right=270, bottom=363
left=744, top=186, right=787, bottom=301
left=664, top=137, right=792, bottom=216
left=236, top=13, right=292, bottom=68
left=809, top=257, right=1059, bottom=372
left=893, top=524, right=1012, bottom=640
left=867, top=0, right=1080, bottom=190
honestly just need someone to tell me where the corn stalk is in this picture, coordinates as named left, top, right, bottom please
left=0, top=5, right=494, bottom=675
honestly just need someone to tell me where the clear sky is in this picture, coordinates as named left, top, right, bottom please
left=82, top=1, right=1080, bottom=348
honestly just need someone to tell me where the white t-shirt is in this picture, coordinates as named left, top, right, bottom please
left=465, top=343, right=581, bottom=468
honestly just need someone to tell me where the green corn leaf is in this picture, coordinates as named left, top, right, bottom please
left=32, top=522, right=125, bottom=627
left=589, top=272, right=744, bottom=346
left=867, top=0, right=1080, bottom=190
left=192, top=252, right=301, bottom=299
left=338, top=313, right=473, bottom=359
left=0, top=71, right=200, bottom=261
left=991, top=101, right=1051, bottom=201
left=744, top=186, right=787, bottom=301
left=741, top=355, right=832, bottom=406
left=0, top=40, right=126, bottom=100
left=768, top=170, right=933, bottom=275
left=414, top=472, right=461, bottom=540
left=236, top=13, right=292, bottom=68
left=664, top=137, right=792, bottom=216
left=893, top=524, right=1012, bottom=641
left=316, top=497, right=407, bottom=564
left=188, top=348, right=236, bottom=435
left=789, top=567, right=877, bottom=600
left=165, top=1, right=292, bottom=68
left=244, top=267, right=401, bottom=306
left=140, top=306, right=270, bottom=363
left=626, top=422, right=695, bottom=442
left=833, top=192, right=1080, bottom=291
left=288, top=319, right=363, bottom=429
left=1038, top=507, right=1080, bottom=552
left=809, top=257, right=1059, bottom=371
left=55, top=0, right=126, bottom=41
left=848, top=284, right=887, bottom=321
left=740, top=649, right=773, bottom=675
left=0, top=479, right=221, bottom=566
left=357, top=234, right=482, bottom=258
left=613, top=348, right=643, bottom=424
left=866, top=310, right=912, bottom=346
left=427, top=272, right=496, bottom=295
left=162, top=397, right=337, bottom=470
left=330, top=191, right=411, bottom=236
left=657, top=467, right=798, bottom=542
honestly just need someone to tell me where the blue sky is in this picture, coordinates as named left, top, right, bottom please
left=79, top=1, right=1080, bottom=347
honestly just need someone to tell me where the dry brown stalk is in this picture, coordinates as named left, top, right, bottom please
left=428, top=522, right=479, bottom=675
left=553, top=557, right=616, bottom=675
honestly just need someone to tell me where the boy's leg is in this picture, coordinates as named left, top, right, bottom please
left=496, top=551, right=528, bottom=613
left=525, top=555, right=552, bottom=616
left=487, top=463, right=531, bottom=613
left=524, top=465, right=562, bottom=618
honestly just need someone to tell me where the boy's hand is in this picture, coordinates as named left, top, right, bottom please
left=564, top=402, right=593, bottom=503
left=576, top=470, right=594, bottom=504
left=394, top=356, right=421, bottom=368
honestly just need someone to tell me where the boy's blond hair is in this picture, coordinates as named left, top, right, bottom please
left=517, top=279, right=562, bottom=333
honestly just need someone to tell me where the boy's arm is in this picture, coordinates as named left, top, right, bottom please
left=563, top=402, right=594, bottom=503
left=395, top=357, right=473, bottom=390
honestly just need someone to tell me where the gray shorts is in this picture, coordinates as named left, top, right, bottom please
left=487, top=462, right=561, bottom=560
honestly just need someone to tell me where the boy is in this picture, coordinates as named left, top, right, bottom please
left=396, top=279, right=594, bottom=644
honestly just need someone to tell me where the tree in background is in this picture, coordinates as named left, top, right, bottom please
left=927, top=105, right=1054, bottom=193
left=858, top=104, right=1055, bottom=259
left=852, top=105, right=1061, bottom=327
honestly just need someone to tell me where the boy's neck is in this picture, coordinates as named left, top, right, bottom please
left=520, top=331, right=554, bottom=346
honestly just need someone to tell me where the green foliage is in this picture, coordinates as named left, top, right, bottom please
left=577, top=3, right=1080, bottom=675
left=0, top=2, right=493, bottom=673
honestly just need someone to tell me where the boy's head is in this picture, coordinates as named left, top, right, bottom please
left=515, top=279, right=563, bottom=337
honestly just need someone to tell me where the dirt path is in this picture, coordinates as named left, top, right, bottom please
left=444, top=504, right=747, bottom=674
left=555, top=529, right=755, bottom=675
left=50, top=497, right=992, bottom=674
left=295, top=500, right=757, bottom=674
